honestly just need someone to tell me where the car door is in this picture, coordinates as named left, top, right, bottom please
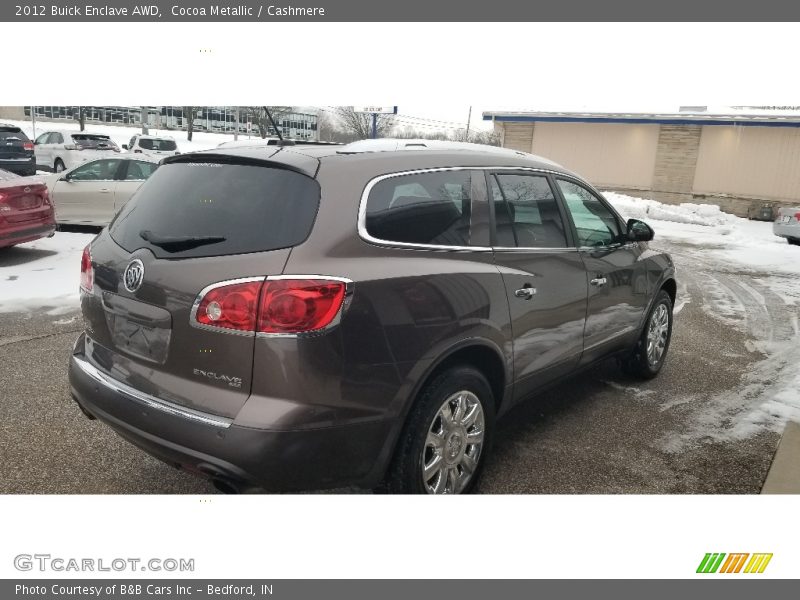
left=34, top=132, right=52, bottom=169
left=554, top=178, right=650, bottom=365
left=488, top=171, right=588, bottom=403
left=114, top=159, right=157, bottom=212
left=51, top=158, right=122, bottom=225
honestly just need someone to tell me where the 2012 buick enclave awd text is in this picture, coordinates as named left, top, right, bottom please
left=68, top=140, right=676, bottom=494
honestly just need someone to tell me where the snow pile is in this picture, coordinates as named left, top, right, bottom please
left=0, top=232, right=96, bottom=314
left=603, top=191, right=735, bottom=227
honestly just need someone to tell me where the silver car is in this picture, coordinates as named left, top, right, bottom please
left=46, top=155, right=160, bottom=226
left=773, top=207, right=800, bottom=246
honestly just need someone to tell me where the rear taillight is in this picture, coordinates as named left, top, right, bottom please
left=80, top=245, right=93, bottom=293
left=23, top=142, right=33, bottom=151
left=259, top=279, right=347, bottom=334
left=795, top=212, right=800, bottom=221
left=64, top=144, right=83, bottom=150
left=193, top=278, right=349, bottom=335
left=195, top=280, right=261, bottom=332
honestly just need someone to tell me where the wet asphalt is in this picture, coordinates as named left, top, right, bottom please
left=0, top=240, right=782, bottom=494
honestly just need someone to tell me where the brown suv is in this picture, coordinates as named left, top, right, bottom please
left=68, top=140, right=676, bottom=494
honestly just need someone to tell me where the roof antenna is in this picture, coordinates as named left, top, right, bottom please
left=263, top=106, right=294, bottom=146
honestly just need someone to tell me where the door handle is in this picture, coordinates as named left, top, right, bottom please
left=514, top=286, right=537, bottom=300
left=99, top=188, right=111, bottom=193
left=590, top=277, right=608, bottom=287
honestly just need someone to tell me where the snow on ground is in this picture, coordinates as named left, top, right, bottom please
left=604, top=192, right=800, bottom=448
left=2, top=118, right=245, bottom=155
left=0, top=232, right=95, bottom=315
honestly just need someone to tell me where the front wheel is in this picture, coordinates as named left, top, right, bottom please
left=384, top=365, right=495, bottom=494
left=54, top=159, right=65, bottom=173
left=623, top=289, right=673, bottom=379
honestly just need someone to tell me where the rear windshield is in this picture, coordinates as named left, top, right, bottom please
left=0, top=129, right=28, bottom=142
left=109, top=161, right=320, bottom=259
left=138, top=138, right=177, bottom=151
left=71, top=134, right=116, bottom=148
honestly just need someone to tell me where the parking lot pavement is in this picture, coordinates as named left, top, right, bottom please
left=0, top=238, right=789, bottom=494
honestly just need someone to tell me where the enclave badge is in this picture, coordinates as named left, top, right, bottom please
left=123, top=259, right=145, bottom=292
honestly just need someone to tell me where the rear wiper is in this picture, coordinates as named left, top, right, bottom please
left=139, top=230, right=226, bottom=252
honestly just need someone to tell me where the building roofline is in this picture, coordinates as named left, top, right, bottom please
left=482, top=111, right=800, bottom=128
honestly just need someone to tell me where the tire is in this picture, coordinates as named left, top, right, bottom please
left=383, top=365, right=496, bottom=494
left=623, top=289, right=673, bottom=379
left=788, top=238, right=800, bottom=246
left=54, top=159, right=65, bottom=173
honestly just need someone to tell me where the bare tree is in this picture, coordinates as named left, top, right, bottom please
left=74, top=106, right=86, bottom=131
left=337, top=107, right=394, bottom=139
left=183, top=106, right=196, bottom=141
left=244, top=106, right=293, bottom=139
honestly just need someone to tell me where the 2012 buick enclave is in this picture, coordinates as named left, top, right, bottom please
left=69, top=139, right=676, bottom=494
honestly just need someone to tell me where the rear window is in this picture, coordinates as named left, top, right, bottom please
left=71, top=134, right=116, bottom=149
left=109, top=161, right=320, bottom=259
left=0, top=129, right=28, bottom=142
left=138, top=138, right=177, bottom=151
left=364, top=170, right=474, bottom=247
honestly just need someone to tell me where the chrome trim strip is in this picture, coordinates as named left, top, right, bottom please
left=73, top=355, right=233, bottom=429
left=357, top=165, right=568, bottom=252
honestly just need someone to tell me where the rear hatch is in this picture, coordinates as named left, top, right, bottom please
left=0, top=174, right=51, bottom=227
left=81, top=154, right=320, bottom=419
left=0, top=127, right=34, bottom=161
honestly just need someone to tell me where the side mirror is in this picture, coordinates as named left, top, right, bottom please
left=122, top=144, right=128, bottom=150
left=627, top=218, right=654, bottom=242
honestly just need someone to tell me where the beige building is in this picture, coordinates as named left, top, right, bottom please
left=483, top=110, right=800, bottom=216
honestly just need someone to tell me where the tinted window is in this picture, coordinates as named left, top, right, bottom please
left=138, top=138, right=178, bottom=151
left=0, top=128, right=28, bottom=142
left=35, top=133, right=49, bottom=144
left=491, top=174, right=566, bottom=248
left=109, top=162, right=320, bottom=259
left=557, top=179, right=621, bottom=247
left=69, top=159, right=122, bottom=181
left=71, top=134, right=116, bottom=149
left=123, top=160, right=158, bottom=180
left=48, top=133, right=64, bottom=144
left=365, top=170, right=473, bottom=246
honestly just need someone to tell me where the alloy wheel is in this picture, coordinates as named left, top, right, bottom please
left=646, top=303, right=670, bottom=366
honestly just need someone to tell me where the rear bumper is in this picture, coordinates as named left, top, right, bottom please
left=773, top=221, right=800, bottom=240
left=0, top=157, right=36, bottom=175
left=0, top=222, right=56, bottom=248
left=68, top=334, right=392, bottom=491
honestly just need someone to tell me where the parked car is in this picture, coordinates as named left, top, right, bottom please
left=123, top=134, right=180, bottom=157
left=68, top=140, right=676, bottom=494
left=0, top=169, right=56, bottom=249
left=747, top=202, right=776, bottom=221
left=34, top=130, right=120, bottom=173
left=0, top=124, right=36, bottom=176
left=773, top=207, right=800, bottom=245
left=46, top=156, right=160, bottom=226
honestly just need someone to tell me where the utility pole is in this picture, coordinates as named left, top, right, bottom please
left=234, top=107, right=239, bottom=141
left=372, top=113, right=378, bottom=139
left=31, top=107, right=36, bottom=139
left=465, top=106, right=472, bottom=141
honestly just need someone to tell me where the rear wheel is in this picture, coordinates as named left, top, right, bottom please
left=623, top=289, right=673, bottom=379
left=384, top=365, right=495, bottom=494
left=54, top=159, right=65, bottom=173
left=789, top=238, right=800, bottom=246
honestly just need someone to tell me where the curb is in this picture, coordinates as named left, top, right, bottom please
left=761, top=421, right=800, bottom=494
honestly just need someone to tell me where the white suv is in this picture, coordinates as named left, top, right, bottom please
left=123, top=134, right=180, bottom=157
left=34, top=131, right=120, bottom=173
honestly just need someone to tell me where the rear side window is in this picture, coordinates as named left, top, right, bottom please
left=109, top=162, right=320, bottom=259
left=365, top=170, right=473, bottom=247
left=490, top=174, right=567, bottom=248
left=138, top=138, right=178, bottom=151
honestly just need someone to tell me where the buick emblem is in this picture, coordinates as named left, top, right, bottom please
left=123, top=259, right=145, bottom=293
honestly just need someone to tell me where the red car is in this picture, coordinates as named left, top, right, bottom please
left=0, top=168, right=56, bottom=249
